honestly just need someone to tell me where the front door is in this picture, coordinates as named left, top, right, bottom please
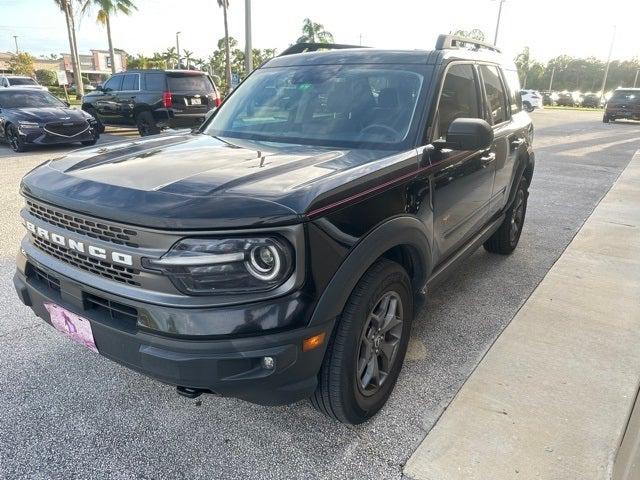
left=94, top=74, right=123, bottom=124
left=428, top=63, right=496, bottom=262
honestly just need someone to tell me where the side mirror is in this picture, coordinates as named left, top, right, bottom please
left=96, top=84, right=104, bottom=91
left=436, top=118, right=494, bottom=151
left=64, top=101, right=70, bottom=107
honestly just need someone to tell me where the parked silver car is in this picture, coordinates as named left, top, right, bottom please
left=0, top=75, right=48, bottom=91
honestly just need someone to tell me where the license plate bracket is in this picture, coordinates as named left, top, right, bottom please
left=45, top=303, right=98, bottom=353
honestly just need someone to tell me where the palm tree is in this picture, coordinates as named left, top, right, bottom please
left=217, top=0, right=232, bottom=91
left=296, top=18, right=334, bottom=44
left=183, top=49, right=194, bottom=69
left=162, top=47, right=178, bottom=69
left=81, top=0, right=137, bottom=74
left=54, top=0, right=84, bottom=97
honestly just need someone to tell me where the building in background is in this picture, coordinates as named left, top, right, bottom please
left=0, top=49, right=127, bottom=85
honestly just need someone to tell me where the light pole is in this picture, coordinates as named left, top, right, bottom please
left=548, top=65, right=556, bottom=92
left=634, top=69, right=639, bottom=88
left=244, top=0, right=252, bottom=74
left=493, top=0, right=506, bottom=46
left=13, top=35, right=19, bottom=54
left=175, top=31, right=181, bottom=69
left=599, top=26, right=616, bottom=102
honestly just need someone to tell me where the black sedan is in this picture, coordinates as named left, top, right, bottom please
left=0, top=89, right=99, bottom=152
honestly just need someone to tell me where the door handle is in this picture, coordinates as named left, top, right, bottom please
left=511, top=138, right=525, bottom=149
left=480, top=152, right=496, bottom=167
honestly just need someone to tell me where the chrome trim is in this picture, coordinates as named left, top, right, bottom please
left=150, top=252, right=245, bottom=266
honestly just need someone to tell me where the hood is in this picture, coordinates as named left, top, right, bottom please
left=21, top=132, right=408, bottom=229
left=9, top=107, right=88, bottom=124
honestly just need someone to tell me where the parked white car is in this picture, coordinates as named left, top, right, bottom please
left=0, top=75, right=48, bottom=91
left=520, top=89, right=543, bottom=112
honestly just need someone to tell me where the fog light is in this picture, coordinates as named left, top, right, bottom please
left=262, top=356, right=276, bottom=370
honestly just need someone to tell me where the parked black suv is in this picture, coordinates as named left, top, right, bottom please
left=15, top=36, right=534, bottom=424
left=82, top=69, right=221, bottom=136
left=603, top=88, right=640, bottom=122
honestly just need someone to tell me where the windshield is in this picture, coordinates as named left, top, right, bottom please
left=204, top=65, right=426, bottom=149
left=0, top=91, right=65, bottom=108
left=8, top=77, right=37, bottom=86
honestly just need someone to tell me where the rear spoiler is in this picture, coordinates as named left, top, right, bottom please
left=279, top=42, right=366, bottom=56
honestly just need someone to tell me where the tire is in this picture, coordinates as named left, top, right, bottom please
left=136, top=111, right=160, bottom=136
left=310, top=259, right=413, bottom=424
left=6, top=124, right=27, bottom=152
left=84, top=107, right=105, bottom=134
left=523, top=101, right=534, bottom=113
left=81, top=139, right=98, bottom=147
left=484, top=176, right=529, bottom=255
left=603, top=114, right=610, bottom=123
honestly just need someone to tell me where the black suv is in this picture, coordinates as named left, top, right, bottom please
left=15, top=36, right=534, bottom=424
left=603, top=88, right=640, bottom=122
left=82, top=69, right=221, bottom=136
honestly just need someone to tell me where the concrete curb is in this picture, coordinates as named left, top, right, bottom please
left=404, top=150, right=640, bottom=480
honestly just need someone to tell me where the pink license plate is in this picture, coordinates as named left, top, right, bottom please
left=44, top=303, right=98, bottom=353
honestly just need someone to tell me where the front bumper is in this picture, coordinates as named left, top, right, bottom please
left=14, top=252, right=332, bottom=406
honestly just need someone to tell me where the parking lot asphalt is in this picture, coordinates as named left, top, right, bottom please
left=1, top=112, right=638, bottom=480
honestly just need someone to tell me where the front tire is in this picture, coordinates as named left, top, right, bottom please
left=310, top=259, right=413, bottom=424
left=484, top=176, right=529, bottom=255
left=6, top=124, right=27, bottom=152
left=523, top=101, right=534, bottom=113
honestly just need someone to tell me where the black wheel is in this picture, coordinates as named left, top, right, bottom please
left=523, top=101, right=534, bottom=113
left=310, top=259, right=413, bottom=424
left=484, top=176, right=529, bottom=255
left=6, top=124, right=27, bottom=152
left=84, top=108, right=105, bottom=134
left=136, top=111, right=160, bottom=136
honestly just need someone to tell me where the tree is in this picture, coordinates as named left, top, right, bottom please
left=54, top=0, right=84, bottom=97
left=296, top=18, right=334, bottom=44
left=8, top=53, right=35, bottom=76
left=183, top=49, right=194, bottom=69
left=81, top=0, right=137, bottom=74
left=162, top=47, right=178, bottom=69
left=452, top=29, right=486, bottom=41
left=35, top=69, right=58, bottom=85
left=217, top=0, right=232, bottom=90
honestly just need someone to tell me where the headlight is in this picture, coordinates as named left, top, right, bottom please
left=142, top=236, right=294, bottom=295
left=18, top=121, right=39, bottom=129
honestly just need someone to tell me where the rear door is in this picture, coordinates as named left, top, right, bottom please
left=166, top=72, right=216, bottom=116
left=115, top=73, right=140, bottom=125
left=429, top=63, right=496, bottom=261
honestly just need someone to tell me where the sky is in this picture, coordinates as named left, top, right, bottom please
left=0, top=0, right=638, bottom=64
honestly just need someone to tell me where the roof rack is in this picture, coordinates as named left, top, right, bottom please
left=279, top=42, right=365, bottom=56
left=435, top=34, right=501, bottom=54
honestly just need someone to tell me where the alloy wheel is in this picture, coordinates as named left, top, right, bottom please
left=356, top=291, right=404, bottom=397
left=510, top=188, right=525, bottom=243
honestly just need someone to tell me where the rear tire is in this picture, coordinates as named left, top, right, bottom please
left=6, top=124, right=27, bottom=152
left=603, top=114, right=611, bottom=123
left=484, top=176, right=529, bottom=255
left=136, top=111, right=160, bottom=136
left=310, top=259, right=413, bottom=424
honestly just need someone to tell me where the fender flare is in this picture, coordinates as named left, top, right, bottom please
left=308, top=215, right=432, bottom=327
left=506, top=146, right=535, bottom=208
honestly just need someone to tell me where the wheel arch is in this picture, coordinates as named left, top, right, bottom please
left=308, top=215, right=432, bottom=327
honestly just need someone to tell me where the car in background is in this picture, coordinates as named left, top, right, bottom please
left=541, top=91, right=555, bottom=106
left=70, top=83, right=96, bottom=92
left=0, top=88, right=99, bottom=152
left=520, top=89, right=543, bottom=111
left=581, top=93, right=602, bottom=109
left=0, top=75, right=48, bottom=91
left=603, top=88, right=640, bottom=123
left=82, top=69, right=221, bottom=136
left=555, top=91, right=576, bottom=107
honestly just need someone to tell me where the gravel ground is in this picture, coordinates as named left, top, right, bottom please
left=0, top=111, right=638, bottom=480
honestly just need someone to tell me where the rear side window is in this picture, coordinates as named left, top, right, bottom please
left=480, top=65, right=509, bottom=124
left=121, top=73, right=139, bottom=91
left=167, top=74, right=214, bottom=93
left=435, top=64, right=480, bottom=139
left=8, top=77, right=37, bottom=86
left=103, top=75, right=123, bottom=92
left=144, top=73, right=166, bottom=91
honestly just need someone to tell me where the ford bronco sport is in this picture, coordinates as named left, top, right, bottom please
left=15, top=36, right=534, bottom=424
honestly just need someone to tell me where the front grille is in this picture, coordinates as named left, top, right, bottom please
left=27, top=200, right=139, bottom=248
left=85, top=293, right=138, bottom=322
left=29, top=264, right=61, bottom=292
left=33, top=236, right=141, bottom=286
left=44, top=121, right=89, bottom=137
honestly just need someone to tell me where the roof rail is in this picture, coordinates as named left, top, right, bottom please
left=279, top=42, right=365, bottom=56
left=435, top=34, right=502, bottom=54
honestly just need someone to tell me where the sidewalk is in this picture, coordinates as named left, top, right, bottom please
left=404, top=151, right=640, bottom=480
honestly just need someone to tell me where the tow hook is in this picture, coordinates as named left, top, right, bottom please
left=176, top=386, right=206, bottom=399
